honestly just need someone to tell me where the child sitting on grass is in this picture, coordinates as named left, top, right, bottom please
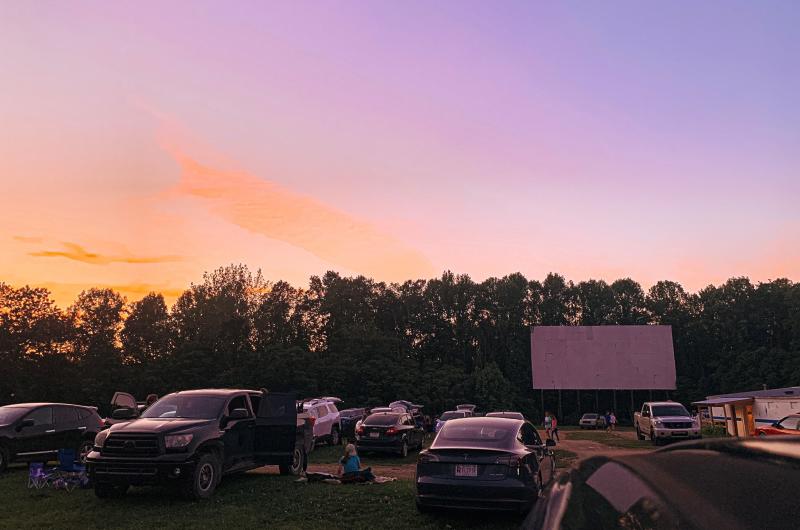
left=337, top=444, right=375, bottom=483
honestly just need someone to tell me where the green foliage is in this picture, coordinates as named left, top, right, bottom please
left=1, top=267, right=799, bottom=419
left=701, top=424, right=728, bottom=437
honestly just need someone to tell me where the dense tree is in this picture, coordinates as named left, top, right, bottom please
left=1, top=268, right=798, bottom=420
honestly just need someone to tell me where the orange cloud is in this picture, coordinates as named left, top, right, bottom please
left=13, top=235, right=44, bottom=243
left=161, top=145, right=434, bottom=281
left=29, top=242, right=182, bottom=265
left=26, top=281, right=185, bottom=308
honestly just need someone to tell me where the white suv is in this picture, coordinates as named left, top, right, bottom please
left=302, top=397, right=342, bottom=446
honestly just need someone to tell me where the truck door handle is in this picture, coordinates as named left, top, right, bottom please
left=46, top=429, right=56, bottom=433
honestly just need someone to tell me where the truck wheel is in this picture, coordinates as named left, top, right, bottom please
left=330, top=427, right=341, bottom=446
left=183, top=453, right=220, bottom=500
left=0, top=444, right=8, bottom=473
left=280, top=447, right=306, bottom=476
left=399, top=440, right=408, bottom=458
left=94, top=482, right=129, bottom=499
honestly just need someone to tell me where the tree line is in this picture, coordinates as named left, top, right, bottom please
left=1, top=265, right=799, bottom=423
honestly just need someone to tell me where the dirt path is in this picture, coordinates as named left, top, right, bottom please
left=556, top=429, right=654, bottom=463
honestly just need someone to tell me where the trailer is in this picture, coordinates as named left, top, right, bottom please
left=693, top=386, right=800, bottom=437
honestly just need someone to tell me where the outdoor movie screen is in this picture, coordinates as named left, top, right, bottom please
left=531, top=325, right=676, bottom=390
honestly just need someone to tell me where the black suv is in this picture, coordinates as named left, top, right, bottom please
left=87, top=389, right=312, bottom=499
left=0, top=403, right=103, bottom=472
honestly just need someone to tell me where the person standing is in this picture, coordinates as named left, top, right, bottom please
left=543, top=411, right=553, bottom=439
left=609, top=412, right=617, bottom=431
left=604, top=411, right=612, bottom=432
left=551, top=414, right=560, bottom=443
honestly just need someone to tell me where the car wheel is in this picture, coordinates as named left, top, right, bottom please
left=330, top=427, right=341, bottom=446
left=758, top=432, right=767, bottom=437
left=183, top=453, right=220, bottom=500
left=0, top=444, right=8, bottom=473
left=280, top=446, right=306, bottom=476
left=94, top=482, right=129, bottom=499
left=78, top=439, right=94, bottom=464
left=400, top=440, right=408, bottom=458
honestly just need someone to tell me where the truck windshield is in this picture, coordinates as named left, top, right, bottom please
left=652, top=405, right=689, bottom=417
left=141, top=395, right=225, bottom=420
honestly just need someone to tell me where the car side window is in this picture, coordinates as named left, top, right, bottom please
left=249, top=394, right=261, bottom=414
left=54, top=406, right=78, bottom=424
left=25, top=407, right=53, bottom=426
left=778, top=417, right=800, bottom=430
left=520, top=424, right=538, bottom=445
left=227, top=395, right=251, bottom=417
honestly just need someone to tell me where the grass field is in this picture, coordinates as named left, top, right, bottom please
left=0, top=464, right=521, bottom=529
left=563, top=430, right=648, bottom=449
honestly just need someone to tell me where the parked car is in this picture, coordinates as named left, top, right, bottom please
left=754, top=414, right=800, bottom=436
left=634, top=401, right=700, bottom=444
left=339, top=408, right=367, bottom=440
left=355, top=412, right=425, bottom=457
left=435, top=410, right=469, bottom=433
left=0, top=402, right=103, bottom=472
left=486, top=411, right=525, bottom=420
left=104, top=392, right=158, bottom=428
left=389, top=400, right=425, bottom=427
left=416, top=417, right=556, bottom=513
left=523, top=436, right=800, bottom=530
left=87, top=389, right=313, bottom=499
left=301, top=397, right=342, bottom=446
left=456, top=404, right=477, bottom=416
left=578, top=413, right=606, bottom=429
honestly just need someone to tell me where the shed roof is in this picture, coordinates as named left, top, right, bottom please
left=707, top=386, right=800, bottom=400
left=693, top=397, right=754, bottom=406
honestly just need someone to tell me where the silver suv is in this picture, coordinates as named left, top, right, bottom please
left=302, top=397, right=342, bottom=446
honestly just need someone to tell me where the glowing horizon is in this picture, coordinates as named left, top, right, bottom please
left=1, top=2, right=798, bottom=308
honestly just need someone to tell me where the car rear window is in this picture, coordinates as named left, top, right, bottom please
left=365, top=413, right=400, bottom=426
left=439, top=411, right=466, bottom=421
left=436, top=422, right=514, bottom=448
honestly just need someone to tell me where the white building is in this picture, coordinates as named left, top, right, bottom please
left=693, top=386, right=800, bottom=437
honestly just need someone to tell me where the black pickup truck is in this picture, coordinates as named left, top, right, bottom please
left=87, top=389, right=312, bottom=499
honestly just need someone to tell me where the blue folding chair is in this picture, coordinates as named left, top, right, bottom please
left=51, top=449, right=88, bottom=491
left=27, top=462, right=52, bottom=489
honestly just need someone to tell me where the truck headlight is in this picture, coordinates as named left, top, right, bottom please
left=165, top=434, right=193, bottom=449
left=94, top=430, right=110, bottom=448
left=652, top=419, right=662, bottom=426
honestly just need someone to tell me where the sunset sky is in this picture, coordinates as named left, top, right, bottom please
left=1, top=1, right=798, bottom=307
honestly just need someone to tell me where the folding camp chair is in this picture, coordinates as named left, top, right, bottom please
left=27, top=462, right=51, bottom=490
left=50, top=449, right=88, bottom=491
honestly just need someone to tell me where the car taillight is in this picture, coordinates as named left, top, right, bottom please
left=385, top=427, right=398, bottom=436
left=418, top=452, right=439, bottom=464
left=309, top=417, right=316, bottom=426
left=495, top=455, right=523, bottom=474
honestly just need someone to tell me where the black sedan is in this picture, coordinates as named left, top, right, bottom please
left=416, top=417, right=556, bottom=513
left=523, top=436, right=800, bottom=530
left=0, top=403, right=103, bottom=472
left=355, top=412, right=424, bottom=457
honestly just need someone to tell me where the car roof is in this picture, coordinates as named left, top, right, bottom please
left=444, top=416, right=524, bottom=427
left=647, top=401, right=683, bottom=406
left=170, top=389, right=259, bottom=397
left=3, top=402, right=95, bottom=409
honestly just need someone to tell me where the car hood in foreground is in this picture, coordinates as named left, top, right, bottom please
left=108, top=418, right=215, bottom=434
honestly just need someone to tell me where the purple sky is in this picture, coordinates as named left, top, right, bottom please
left=1, top=1, right=798, bottom=305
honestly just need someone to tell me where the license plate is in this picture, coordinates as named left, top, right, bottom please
left=673, top=431, right=687, bottom=436
left=455, top=464, right=478, bottom=477
left=369, top=432, right=379, bottom=438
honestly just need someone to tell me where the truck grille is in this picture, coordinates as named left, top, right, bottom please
left=103, top=433, right=161, bottom=457
left=663, top=422, right=692, bottom=429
